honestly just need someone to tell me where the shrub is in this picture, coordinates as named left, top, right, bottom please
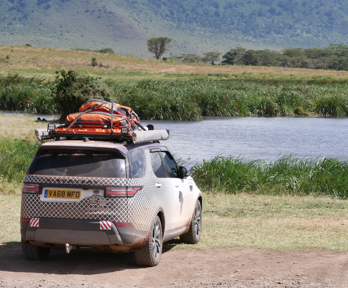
left=96, top=48, right=114, bottom=54
left=91, top=57, right=98, bottom=67
left=52, top=70, right=111, bottom=121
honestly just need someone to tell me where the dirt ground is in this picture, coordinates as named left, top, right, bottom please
left=0, top=244, right=348, bottom=288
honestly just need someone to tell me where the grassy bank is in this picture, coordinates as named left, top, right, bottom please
left=192, top=155, right=348, bottom=199
left=3, top=45, right=348, bottom=82
left=2, top=73, right=348, bottom=120
left=2, top=193, right=348, bottom=251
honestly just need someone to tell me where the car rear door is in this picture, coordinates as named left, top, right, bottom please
left=149, top=148, right=191, bottom=233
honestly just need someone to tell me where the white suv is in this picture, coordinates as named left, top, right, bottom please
left=21, top=139, right=202, bottom=266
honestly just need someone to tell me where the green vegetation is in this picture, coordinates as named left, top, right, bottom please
left=53, top=70, right=111, bottom=120
left=3, top=71, right=348, bottom=120
left=0, top=138, right=39, bottom=194
left=114, top=79, right=348, bottom=119
left=74, top=48, right=115, bottom=54
left=221, top=44, right=348, bottom=70
left=0, top=74, right=54, bottom=114
left=192, top=155, right=348, bottom=199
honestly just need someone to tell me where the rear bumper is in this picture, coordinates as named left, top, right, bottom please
left=21, top=218, right=148, bottom=247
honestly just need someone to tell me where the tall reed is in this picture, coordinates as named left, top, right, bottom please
left=0, top=138, right=39, bottom=183
left=0, top=74, right=54, bottom=114
left=2, top=73, right=348, bottom=120
left=192, top=155, right=348, bottom=199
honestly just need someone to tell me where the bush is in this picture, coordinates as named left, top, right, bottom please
left=96, top=48, right=114, bottom=54
left=91, top=57, right=98, bottom=67
left=52, top=70, right=111, bottom=121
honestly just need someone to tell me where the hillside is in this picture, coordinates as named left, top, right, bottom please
left=1, top=0, right=348, bottom=56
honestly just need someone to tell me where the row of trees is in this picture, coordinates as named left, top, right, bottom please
left=220, top=44, right=348, bottom=70
left=147, top=37, right=348, bottom=70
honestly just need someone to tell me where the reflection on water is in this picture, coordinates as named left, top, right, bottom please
left=143, top=117, right=348, bottom=164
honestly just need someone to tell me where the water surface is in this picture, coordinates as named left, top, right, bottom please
left=2, top=112, right=347, bottom=164
left=142, top=117, right=348, bottom=164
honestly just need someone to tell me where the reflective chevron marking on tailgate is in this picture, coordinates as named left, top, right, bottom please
left=30, top=218, right=39, bottom=228
left=100, top=220, right=112, bottom=230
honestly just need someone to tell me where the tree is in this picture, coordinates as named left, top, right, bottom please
left=203, top=52, right=222, bottom=65
left=221, top=47, right=246, bottom=65
left=147, top=37, right=172, bottom=59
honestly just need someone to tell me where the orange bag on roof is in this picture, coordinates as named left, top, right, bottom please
left=54, top=99, right=142, bottom=137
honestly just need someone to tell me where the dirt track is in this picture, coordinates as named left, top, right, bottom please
left=0, top=243, right=348, bottom=288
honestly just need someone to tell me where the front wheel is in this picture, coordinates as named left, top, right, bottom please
left=180, top=199, right=202, bottom=244
left=134, top=216, right=163, bottom=267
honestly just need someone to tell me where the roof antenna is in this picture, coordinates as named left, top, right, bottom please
left=83, top=137, right=89, bottom=142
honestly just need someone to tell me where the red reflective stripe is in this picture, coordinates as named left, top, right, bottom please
left=106, top=186, right=142, bottom=197
left=107, top=191, right=127, bottom=195
left=106, top=187, right=127, bottom=196
left=126, top=186, right=142, bottom=196
left=114, top=222, right=134, bottom=228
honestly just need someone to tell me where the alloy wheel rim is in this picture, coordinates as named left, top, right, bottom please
left=194, top=203, right=201, bottom=237
left=152, top=221, right=162, bottom=260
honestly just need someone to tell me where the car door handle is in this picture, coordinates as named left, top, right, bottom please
left=155, top=183, right=162, bottom=188
left=175, top=182, right=179, bottom=188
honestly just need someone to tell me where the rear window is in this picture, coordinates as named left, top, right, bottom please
left=28, top=149, right=126, bottom=178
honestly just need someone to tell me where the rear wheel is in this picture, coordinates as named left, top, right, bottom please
left=134, top=216, right=163, bottom=267
left=180, top=199, right=202, bottom=244
left=21, top=239, right=50, bottom=260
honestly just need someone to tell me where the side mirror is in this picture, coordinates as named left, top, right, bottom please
left=178, top=166, right=190, bottom=178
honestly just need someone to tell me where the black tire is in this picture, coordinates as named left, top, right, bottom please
left=134, top=216, right=163, bottom=267
left=180, top=199, right=202, bottom=244
left=21, top=239, right=50, bottom=260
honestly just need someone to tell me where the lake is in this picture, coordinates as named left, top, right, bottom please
left=142, top=117, right=348, bottom=164
left=2, top=112, right=348, bottom=164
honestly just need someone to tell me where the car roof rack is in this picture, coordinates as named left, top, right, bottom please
left=35, top=123, right=170, bottom=144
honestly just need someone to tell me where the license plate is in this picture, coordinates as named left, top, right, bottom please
left=44, top=189, right=81, bottom=200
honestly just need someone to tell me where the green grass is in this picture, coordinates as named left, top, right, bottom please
left=192, top=155, right=348, bottom=199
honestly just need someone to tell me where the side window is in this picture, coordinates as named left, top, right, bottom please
left=160, top=151, right=178, bottom=178
left=150, top=152, right=166, bottom=178
left=127, top=149, right=146, bottom=178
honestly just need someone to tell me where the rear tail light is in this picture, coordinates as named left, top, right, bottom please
left=21, top=218, right=30, bottom=222
left=106, top=186, right=142, bottom=198
left=22, top=183, right=39, bottom=193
